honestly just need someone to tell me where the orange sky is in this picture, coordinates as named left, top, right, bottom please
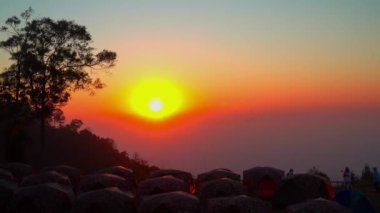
left=62, top=32, right=380, bottom=128
left=1, top=1, right=380, bottom=179
left=2, top=2, right=380, bottom=124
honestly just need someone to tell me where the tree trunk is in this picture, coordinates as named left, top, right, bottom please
left=15, top=62, right=21, bottom=103
left=39, top=113, right=45, bottom=168
left=39, top=65, right=47, bottom=168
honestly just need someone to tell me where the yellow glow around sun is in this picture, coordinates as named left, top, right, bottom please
left=129, top=78, right=184, bottom=120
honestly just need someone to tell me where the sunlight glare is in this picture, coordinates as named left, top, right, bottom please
left=149, top=98, right=163, bottom=112
left=129, top=78, right=184, bottom=120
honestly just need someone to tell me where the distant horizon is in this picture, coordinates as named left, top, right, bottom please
left=63, top=103, right=380, bottom=181
left=1, top=1, right=379, bottom=182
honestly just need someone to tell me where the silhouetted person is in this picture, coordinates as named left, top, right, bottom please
left=343, top=167, right=351, bottom=189
left=372, top=167, right=380, bottom=192
left=287, top=169, right=294, bottom=177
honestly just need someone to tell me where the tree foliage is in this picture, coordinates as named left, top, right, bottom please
left=0, top=9, right=156, bottom=178
left=0, top=8, right=116, bottom=118
left=0, top=8, right=116, bottom=162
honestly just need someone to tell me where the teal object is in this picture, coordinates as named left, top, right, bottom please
left=334, top=189, right=375, bottom=213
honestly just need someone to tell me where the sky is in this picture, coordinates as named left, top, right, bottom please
left=1, top=1, right=380, bottom=180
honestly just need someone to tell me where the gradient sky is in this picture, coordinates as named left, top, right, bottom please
left=1, top=1, right=380, bottom=180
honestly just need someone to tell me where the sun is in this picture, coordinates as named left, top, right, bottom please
left=148, top=98, right=163, bottom=112
left=129, top=78, right=184, bottom=120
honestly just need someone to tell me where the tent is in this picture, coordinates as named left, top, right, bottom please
left=243, top=166, right=284, bottom=198
left=21, top=171, right=71, bottom=187
left=197, top=168, right=241, bottom=189
left=198, top=168, right=241, bottom=183
left=0, top=180, right=17, bottom=212
left=197, top=177, right=245, bottom=201
left=0, top=162, right=33, bottom=183
left=273, top=173, right=334, bottom=207
left=138, top=175, right=187, bottom=197
left=205, top=195, right=272, bottom=213
left=139, top=191, right=201, bottom=213
left=0, top=168, right=14, bottom=182
left=96, top=165, right=135, bottom=181
left=287, top=198, right=350, bottom=213
left=80, top=173, right=132, bottom=193
left=42, top=165, right=81, bottom=192
left=96, top=165, right=137, bottom=194
left=334, top=189, right=375, bottom=213
left=150, top=169, right=194, bottom=192
left=72, top=187, right=136, bottom=213
left=9, top=183, right=74, bottom=213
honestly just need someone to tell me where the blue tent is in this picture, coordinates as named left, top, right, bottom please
left=334, top=189, right=375, bottom=213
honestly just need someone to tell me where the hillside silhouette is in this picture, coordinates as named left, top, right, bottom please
left=0, top=108, right=158, bottom=180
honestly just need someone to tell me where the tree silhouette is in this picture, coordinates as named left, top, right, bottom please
left=48, top=109, right=65, bottom=128
left=0, top=8, right=116, bottom=165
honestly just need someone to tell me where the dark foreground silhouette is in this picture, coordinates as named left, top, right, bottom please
left=0, top=118, right=158, bottom=181
left=1, top=164, right=376, bottom=213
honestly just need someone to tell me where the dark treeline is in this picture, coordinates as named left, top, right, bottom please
left=0, top=108, right=158, bottom=180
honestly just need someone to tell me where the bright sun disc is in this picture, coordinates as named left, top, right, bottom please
left=149, top=98, right=163, bottom=112
left=129, top=78, right=184, bottom=120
